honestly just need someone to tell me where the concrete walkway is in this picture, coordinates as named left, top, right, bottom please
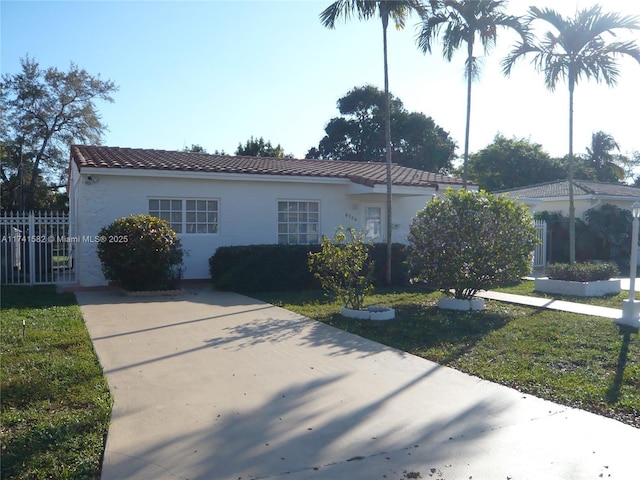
left=77, top=285, right=639, bottom=480
left=476, top=290, right=623, bottom=319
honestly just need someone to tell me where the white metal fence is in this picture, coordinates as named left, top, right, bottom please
left=533, top=220, right=547, bottom=269
left=1, top=211, right=75, bottom=285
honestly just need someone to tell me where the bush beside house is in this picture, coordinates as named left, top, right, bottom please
left=209, top=243, right=409, bottom=293
left=308, top=227, right=374, bottom=311
left=97, top=215, right=184, bottom=291
left=536, top=204, right=633, bottom=267
left=408, top=189, right=539, bottom=300
left=209, top=244, right=321, bottom=293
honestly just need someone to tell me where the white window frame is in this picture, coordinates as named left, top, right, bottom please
left=185, top=199, right=219, bottom=234
left=148, top=199, right=183, bottom=233
left=364, top=205, right=383, bottom=241
left=277, top=200, right=320, bottom=245
left=149, top=198, right=219, bottom=234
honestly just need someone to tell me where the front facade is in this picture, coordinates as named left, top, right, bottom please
left=69, top=145, right=469, bottom=287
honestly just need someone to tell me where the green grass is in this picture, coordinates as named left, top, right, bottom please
left=254, top=287, right=640, bottom=427
left=1, top=286, right=112, bottom=480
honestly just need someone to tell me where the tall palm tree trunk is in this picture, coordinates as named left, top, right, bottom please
left=382, top=13, right=393, bottom=285
left=463, top=42, right=474, bottom=189
left=568, top=74, right=576, bottom=264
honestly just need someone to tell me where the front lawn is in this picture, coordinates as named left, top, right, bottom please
left=0, top=286, right=112, bottom=480
left=254, top=287, right=640, bottom=427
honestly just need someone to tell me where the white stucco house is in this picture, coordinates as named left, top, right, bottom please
left=501, top=179, right=640, bottom=218
left=68, top=145, right=469, bottom=287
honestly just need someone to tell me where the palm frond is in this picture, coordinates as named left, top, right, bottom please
left=387, top=0, right=424, bottom=30
left=320, top=1, right=377, bottom=29
left=465, top=55, right=482, bottom=82
left=416, top=12, right=449, bottom=53
left=526, top=6, right=566, bottom=33
left=504, top=5, right=640, bottom=91
left=501, top=41, right=540, bottom=77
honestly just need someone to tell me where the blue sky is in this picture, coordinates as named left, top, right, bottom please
left=2, top=0, right=640, bottom=162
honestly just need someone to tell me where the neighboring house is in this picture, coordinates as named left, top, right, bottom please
left=501, top=180, right=640, bottom=218
left=68, top=145, right=470, bottom=287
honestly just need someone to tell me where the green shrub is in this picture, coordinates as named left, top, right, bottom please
left=208, top=242, right=408, bottom=293
left=545, top=262, right=620, bottom=282
left=408, top=188, right=539, bottom=299
left=209, top=244, right=321, bottom=292
left=97, top=215, right=184, bottom=291
left=308, top=226, right=374, bottom=310
left=535, top=205, right=633, bottom=265
left=369, top=243, right=409, bottom=286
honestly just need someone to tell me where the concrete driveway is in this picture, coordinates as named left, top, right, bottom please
left=77, top=284, right=639, bottom=480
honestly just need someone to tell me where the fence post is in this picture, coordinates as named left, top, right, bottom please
left=28, top=211, right=35, bottom=284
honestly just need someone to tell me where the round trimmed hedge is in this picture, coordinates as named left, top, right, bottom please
left=96, top=214, right=184, bottom=291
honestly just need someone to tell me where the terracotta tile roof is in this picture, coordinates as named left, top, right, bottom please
left=499, top=180, right=640, bottom=199
left=70, top=145, right=466, bottom=188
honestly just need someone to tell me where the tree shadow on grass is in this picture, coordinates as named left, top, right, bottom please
left=318, top=301, right=512, bottom=366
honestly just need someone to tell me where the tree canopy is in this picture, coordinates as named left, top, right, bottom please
left=236, top=136, right=291, bottom=157
left=307, top=85, right=456, bottom=173
left=584, top=131, right=627, bottom=183
left=1, top=56, right=118, bottom=211
left=468, top=134, right=565, bottom=191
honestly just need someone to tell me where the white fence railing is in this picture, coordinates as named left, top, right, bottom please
left=1, top=211, right=75, bottom=285
left=533, top=220, right=547, bottom=269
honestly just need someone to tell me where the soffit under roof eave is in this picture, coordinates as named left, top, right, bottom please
left=347, top=183, right=439, bottom=196
left=511, top=198, right=543, bottom=207
left=518, top=194, right=640, bottom=203
left=75, top=167, right=351, bottom=185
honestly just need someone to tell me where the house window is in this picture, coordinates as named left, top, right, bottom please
left=186, top=200, right=218, bottom=233
left=149, top=199, right=183, bottom=233
left=278, top=200, right=319, bottom=245
left=365, top=206, right=382, bottom=240
left=149, top=198, right=219, bottom=234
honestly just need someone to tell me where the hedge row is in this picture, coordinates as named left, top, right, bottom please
left=209, top=243, right=408, bottom=293
left=545, top=262, right=620, bottom=282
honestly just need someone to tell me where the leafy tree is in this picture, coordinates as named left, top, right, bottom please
left=308, top=226, right=374, bottom=310
left=417, top=0, right=526, bottom=188
left=407, top=188, right=538, bottom=299
left=0, top=56, right=117, bottom=211
left=321, top=0, right=423, bottom=285
left=0, top=169, right=67, bottom=211
left=307, top=85, right=456, bottom=173
left=584, top=203, right=632, bottom=263
left=502, top=5, right=640, bottom=264
left=536, top=205, right=633, bottom=265
left=468, top=134, right=565, bottom=190
left=236, top=136, right=291, bottom=157
left=631, top=152, right=640, bottom=186
left=584, top=131, right=630, bottom=183
left=182, top=144, right=207, bottom=153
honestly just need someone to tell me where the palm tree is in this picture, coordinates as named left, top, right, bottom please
left=417, top=0, right=526, bottom=188
left=320, top=0, right=422, bottom=284
left=586, top=131, right=624, bottom=182
left=502, top=5, right=640, bottom=264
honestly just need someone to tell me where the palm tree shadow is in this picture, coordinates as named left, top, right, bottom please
left=606, top=329, right=633, bottom=404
